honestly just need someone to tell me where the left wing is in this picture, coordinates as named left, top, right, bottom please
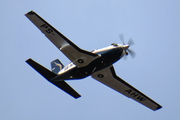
left=25, top=11, right=99, bottom=67
left=91, top=66, right=162, bottom=111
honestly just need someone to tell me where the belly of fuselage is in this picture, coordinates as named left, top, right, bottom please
left=55, top=47, right=123, bottom=80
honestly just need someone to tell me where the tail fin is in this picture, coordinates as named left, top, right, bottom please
left=51, top=59, right=64, bottom=74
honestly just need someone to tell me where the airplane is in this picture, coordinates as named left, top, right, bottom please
left=25, top=11, right=162, bottom=111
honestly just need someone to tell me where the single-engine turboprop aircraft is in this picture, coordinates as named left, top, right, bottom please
left=25, top=11, right=162, bottom=111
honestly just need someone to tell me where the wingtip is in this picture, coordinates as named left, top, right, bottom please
left=154, top=105, right=162, bottom=111
left=75, top=95, right=81, bottom=99
left=25, top=10, right=35, bottom=15
left=157, top=105, right=162, bottom=110
left=25, top=58, right=32, bottom=63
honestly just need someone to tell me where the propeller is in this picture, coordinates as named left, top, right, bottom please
left=119, top=34, right=136, bottom=58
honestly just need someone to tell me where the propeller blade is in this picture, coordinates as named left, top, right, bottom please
left=118, top=34, right=136, bottom=59
left=119, top=34, right=125, bottom=45
left=128, top=38, right=134, bottom=46
left=127, top=49, right=136, bottom=58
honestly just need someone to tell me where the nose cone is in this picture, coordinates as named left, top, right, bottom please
left=123, top=45, right=130, bottom=50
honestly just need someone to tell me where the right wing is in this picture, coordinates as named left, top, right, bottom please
left=25, top=11, right=99, bottom=67
left=92, top=66, right=162, bottom=111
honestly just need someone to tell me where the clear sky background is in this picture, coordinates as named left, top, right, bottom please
left=1, top=0, right=180, bottom=120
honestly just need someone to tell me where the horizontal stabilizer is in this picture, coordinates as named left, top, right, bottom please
left=26, top=58, right=56, bottom=80
left=26, top=58, right=81, bottom=99
left=52, top=81, right=81, bottom=99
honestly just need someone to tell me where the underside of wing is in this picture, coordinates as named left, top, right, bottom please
left=25, top=11, right=99, bottom=67
left=91, top=66, right=162, bottom=111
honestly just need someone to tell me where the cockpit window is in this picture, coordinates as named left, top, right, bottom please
left=111, top=43, right=118, bottom=46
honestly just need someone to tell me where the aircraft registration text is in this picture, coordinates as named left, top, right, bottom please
left=125, top=89, right=146, bottom=101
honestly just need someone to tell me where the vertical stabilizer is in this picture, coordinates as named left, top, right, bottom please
left=51, top=59, right=64, bottom=74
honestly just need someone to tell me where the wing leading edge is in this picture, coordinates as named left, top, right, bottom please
left=92, top=66, right=162, bottom=111
left=25, top=11, right=99, bottom=68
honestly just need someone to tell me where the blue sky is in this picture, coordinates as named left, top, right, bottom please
left=1, top=0, right=180, bottom=119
